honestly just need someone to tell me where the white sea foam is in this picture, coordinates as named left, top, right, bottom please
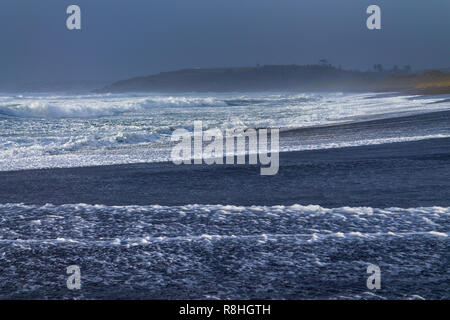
left=0, top=203, right=448, bottom=243
left=0, top=91, right=449, bottom=171
left=0, top=94, right=228, bottom=118
left=0, top=203, right=448, bottom=299
left=282, top=134, right=450, bottom=152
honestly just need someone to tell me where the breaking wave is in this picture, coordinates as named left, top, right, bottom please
left=0, top=94, right=229, bottom=118
left=0, top=91, right=449, bottom=172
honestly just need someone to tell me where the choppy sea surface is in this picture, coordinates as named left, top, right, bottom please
left=0, top=203, right=448, bottom=299
left=0, top=91, right=449, bottom=299
left=0, top=91, right=449, bottom=171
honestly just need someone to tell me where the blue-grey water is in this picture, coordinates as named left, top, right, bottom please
left=0, top=91, right=449, bottom=299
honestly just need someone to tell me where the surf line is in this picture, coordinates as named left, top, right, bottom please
left=171, top=121, right=279, bottom=175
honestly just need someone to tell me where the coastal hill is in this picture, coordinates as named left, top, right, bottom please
left=380, top=70, right=450, bottom=95
left=99, top=64, right=450, bottom=94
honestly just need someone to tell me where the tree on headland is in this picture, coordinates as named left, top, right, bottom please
left=403, top=65, right=411, bottom=74
left=390, top=65, right=400, bottom=74
left=373, top=64, right=383, bottom=72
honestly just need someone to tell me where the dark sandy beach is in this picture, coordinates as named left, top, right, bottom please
left=1, top=136, right=449, bottom=208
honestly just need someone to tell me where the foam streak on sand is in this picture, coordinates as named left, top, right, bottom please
left=0, top=203, right=448, bottom=299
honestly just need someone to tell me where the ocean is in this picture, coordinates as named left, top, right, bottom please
left=0, top=91, right=449, bottom=171
left=0, top=91, right=449, bottom=299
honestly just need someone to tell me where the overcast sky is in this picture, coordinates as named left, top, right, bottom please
left=1, top=0, right=449, bottom=85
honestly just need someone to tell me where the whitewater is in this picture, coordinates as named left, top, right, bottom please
left=0, top=203, right=448, bottom=299
left=0, top=91, right=449, bottom=299
left=0, top=91, right=449, bottom=171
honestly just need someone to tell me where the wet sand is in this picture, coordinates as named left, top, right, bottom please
left=1, top=137, right=449, bottom=208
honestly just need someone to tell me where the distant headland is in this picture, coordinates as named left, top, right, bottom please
left=98, top=63, right=450, bottom=95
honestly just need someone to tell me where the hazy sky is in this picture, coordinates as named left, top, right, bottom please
left=1, top=0, right=449, bottom=84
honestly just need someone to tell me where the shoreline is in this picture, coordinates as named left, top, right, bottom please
left=1, top=137, right=449, bottom=208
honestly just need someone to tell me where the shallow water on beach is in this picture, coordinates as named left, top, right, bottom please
left=0, top=91, right=449, bottom=300
left=0, top=203, right=448, bottom=299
